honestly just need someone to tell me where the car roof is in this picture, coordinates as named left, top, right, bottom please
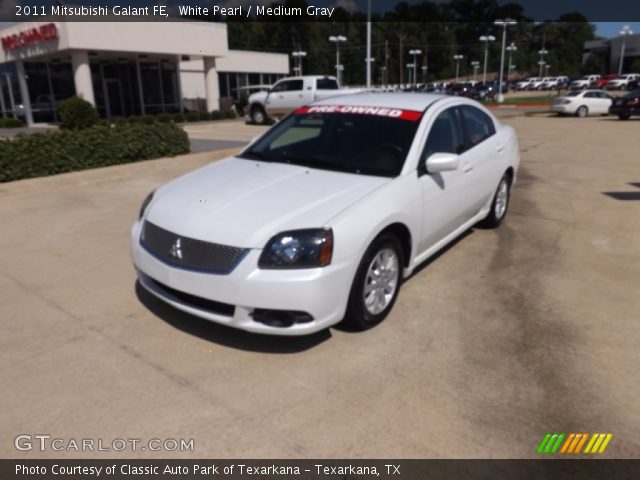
left=311, top=92, right=448, bottom=111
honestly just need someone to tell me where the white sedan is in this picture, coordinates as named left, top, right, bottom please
left=131, top=94, right=520, bottom=335
left=551, top=90, right=613, bottom=117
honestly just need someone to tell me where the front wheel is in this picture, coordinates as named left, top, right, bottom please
left=479, top=174, right=511, bottom=229
left=250, top=105, right=267, bottom=125
left=344, top=234, right=404, bottom=331
left=618, top=113, right=630, bottom=120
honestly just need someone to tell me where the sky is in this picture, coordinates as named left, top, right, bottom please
left=594, top=22, right=639, bottom=38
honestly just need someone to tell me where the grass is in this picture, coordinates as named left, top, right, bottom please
left=485, top=95, right=553, bottom=106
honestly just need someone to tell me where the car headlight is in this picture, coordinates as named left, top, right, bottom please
left=138, top=190, right=155, bottom=219
left=258, top=228, right=333, bottom=269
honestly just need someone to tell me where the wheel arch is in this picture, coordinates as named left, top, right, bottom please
left=375, top=222, right=413, bottom=268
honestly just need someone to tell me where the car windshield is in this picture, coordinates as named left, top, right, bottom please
left=239, top=107, right=421, bottom=177
left=565, top=91, right=581, bottom=96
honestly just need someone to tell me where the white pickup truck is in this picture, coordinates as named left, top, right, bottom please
left=248, top=75, right=361, bottom=124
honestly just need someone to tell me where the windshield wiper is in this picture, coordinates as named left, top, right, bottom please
left=279, top=153, right=359, bottom=174
left=238, top=151, right=272, bottom=162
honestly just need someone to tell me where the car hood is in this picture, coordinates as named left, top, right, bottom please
left=249, top=91, right=269, bottom=104
left=146, top=157, right=389, bottom=248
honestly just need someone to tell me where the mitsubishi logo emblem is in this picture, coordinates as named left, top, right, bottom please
left=169, top=238, right=183, bottom=259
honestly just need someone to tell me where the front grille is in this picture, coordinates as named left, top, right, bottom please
left=140, top=221, right=248, bottom=274
left=144, top=274, right=235, bottom=317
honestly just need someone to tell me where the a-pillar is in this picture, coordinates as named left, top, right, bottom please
left=71, top=50, right=95, bottom=105
left=203, top=57, right=219, bottom=113
left=15, top=60, right=33, bottom=126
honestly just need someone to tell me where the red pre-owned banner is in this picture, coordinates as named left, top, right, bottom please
left=294, top=105, right=423, bottom=122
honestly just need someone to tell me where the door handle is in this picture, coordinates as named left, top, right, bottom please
left=463, top=163, right=473, bottom=173
left=497, top=145, right=504, bottom=153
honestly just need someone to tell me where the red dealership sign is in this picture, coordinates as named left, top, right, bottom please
left=1, top=23, right=58, bottom=51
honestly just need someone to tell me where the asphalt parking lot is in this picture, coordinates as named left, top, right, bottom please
left=1, top=114, right=639, bottom=459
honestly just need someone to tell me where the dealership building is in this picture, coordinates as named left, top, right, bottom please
left=583, top=33, right=640, bottom=73
left=0, top=21, right=289, bottom=124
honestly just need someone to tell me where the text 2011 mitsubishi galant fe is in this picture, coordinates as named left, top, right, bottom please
left=131, top=93, right=520, bottom=335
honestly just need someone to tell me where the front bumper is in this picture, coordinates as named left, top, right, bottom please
left=131, top=221, right=353, bottom=335
left=609, top=105, right=638, bottom=116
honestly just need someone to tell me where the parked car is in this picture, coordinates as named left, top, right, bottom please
left=605, top=73, right=640, bottom=91
left=446, top=82, right=473, bottom=96
left=570, top=75, right=601, bottom=89
left=530, top=77, right=552, bottom=90
left=551, top=90, right=613, bottom=117
left=515, top=77, right=540, bottom=90
left=424, top=82, right=446, bottom=94
left=593, top=74, right=619, bottom=89
left=609, top=89, right=640, bottom=120
left=540, top=76, right=569, bottom=90
left=131, top=93, right=520, bottom=335
left=470, top=83, right=497, bottom=101
left=248, top=75, right=361, bottom=124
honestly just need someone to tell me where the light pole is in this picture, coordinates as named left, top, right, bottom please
left=329, top=35, right=347, bottom=85
left=471, top=60, right=480, bottom=81
left=538, top=48, right=548, bottom=77
left=406, top=63, right=415, bottom=86
left=506, top=42, right=517, bottom=80
left=421, top=65, right=428, bottom=83
left=494, top=18, right=517, bottom=102
left=618, top=25, right=634, bottom=75
left=292, top=51, right=306, bottom=76
left=409, top=49, right=422, bottom=87
left=366, top=0, right=372, bottom=88
left=453, top=54, right=464, bottom=82
left=379, top=65, right=387, bottom=86
left=545, top=64, right=551, bottom=76
left=479, top=35, right=496, bottom=84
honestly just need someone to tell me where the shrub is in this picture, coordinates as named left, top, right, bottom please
left=58, top=96, right=100, bottom=130
left=198, top=111, right=211, bottom=121
left=156, top=113, right=172, bottom=123
left=172, top=113, right=185, bottom=123
left=185, top=111, right=200, bottom=122
left=0, top=117, right=24, bottom=128
left=127, top=115, right=142, bottom=123
left=210, top=110, right=224, bottom=120
left=140, top=115, right=155, bottom=125
left=0, top=123, right=189, bottom=183
left=224, top=109, right=237, bottom=119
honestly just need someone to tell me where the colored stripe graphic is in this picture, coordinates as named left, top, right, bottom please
left=537, top=433, right=565, bottom=454
left=539, top=433, right=613, bottom=454
left=585, top=433, right=613, bottom=454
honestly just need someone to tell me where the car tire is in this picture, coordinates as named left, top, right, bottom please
left=344, top=233, right=404, bottom=331
left=250, top=105, right=267, bottom=125
left=618, top=113, right=631, bottom=120
left=479, top=173, right=511, bottom=229
left=576, top=105, right=588, bottom=118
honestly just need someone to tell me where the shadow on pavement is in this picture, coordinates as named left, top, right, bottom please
left=135, top=281, right=331, bottom=353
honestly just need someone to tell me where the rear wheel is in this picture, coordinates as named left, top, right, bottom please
left=344, top=234, right=404, bottom=331
left=618, top=113, right=631, bottom=120
left=479, top=174, right=511, bottom=229
left=576, top=105, right=588, bottom=118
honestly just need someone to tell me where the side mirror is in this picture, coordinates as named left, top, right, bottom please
left=425, top=152, right=460, bottom=173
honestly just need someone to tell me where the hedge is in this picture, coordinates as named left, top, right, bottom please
left=59, top=96, right=100, bottom=130
left=0, top=117, right=24, bottom=128
left=0, top=122, right=189, bottom=183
